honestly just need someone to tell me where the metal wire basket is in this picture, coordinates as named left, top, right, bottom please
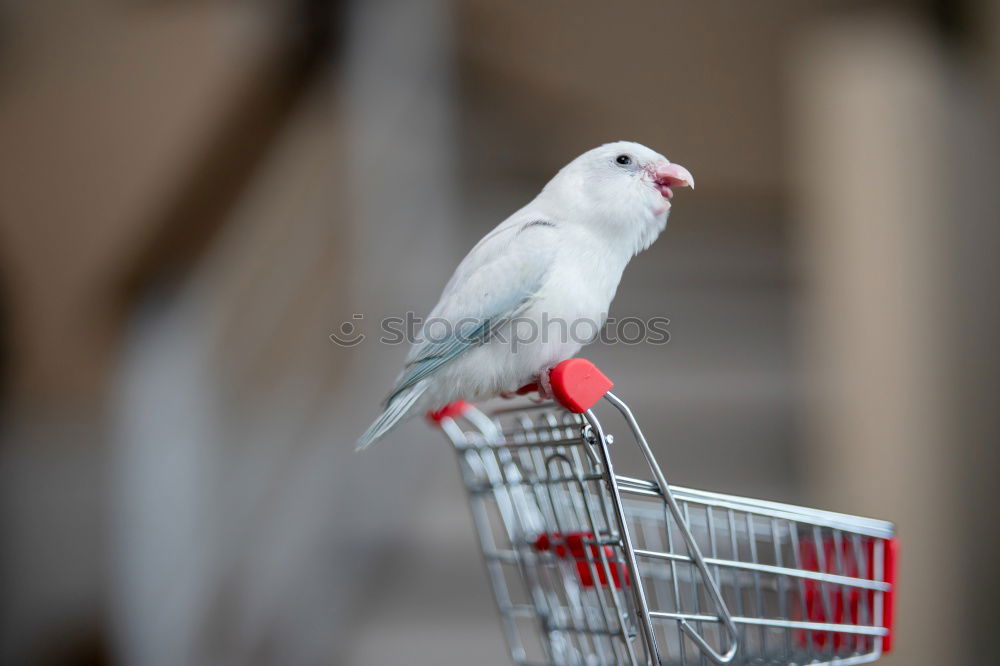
left=432, top=359, right=897, bottom=666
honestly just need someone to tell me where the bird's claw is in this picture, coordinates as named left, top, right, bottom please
left=537, top=367, right=555, bottom=400
left=508, top=368, right=555, bottom=401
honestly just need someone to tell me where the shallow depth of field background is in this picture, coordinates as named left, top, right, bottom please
left=0, top=1, right=998, bottom=665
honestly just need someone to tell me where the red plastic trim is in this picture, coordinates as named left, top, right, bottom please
left=795, top=535, right=897, bottom=654
left=426, top=400, right=471, bottom=424
left=882, top=537, right=898, bottom=653
left=549, top=358, right=614, bottom=413
left=533, top=532, right=628, bottom=589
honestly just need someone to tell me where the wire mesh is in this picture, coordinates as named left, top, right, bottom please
left=442, top=400, right=894, bottom=666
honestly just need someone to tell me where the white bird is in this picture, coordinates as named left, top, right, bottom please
left=357, top=141, right=693, bottom=448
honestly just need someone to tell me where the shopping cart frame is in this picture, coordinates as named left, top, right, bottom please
left=433, top=358, right=897, bottom=666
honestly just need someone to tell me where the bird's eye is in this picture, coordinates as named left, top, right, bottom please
left=615, top=154, right=632, bottom=166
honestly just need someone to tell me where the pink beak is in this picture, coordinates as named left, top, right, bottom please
left=650, top=162, right=695, bottom=200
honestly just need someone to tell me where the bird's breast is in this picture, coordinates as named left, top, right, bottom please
left=534, top=258, right=621, bottom=336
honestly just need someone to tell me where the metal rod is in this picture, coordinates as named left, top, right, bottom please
left=435, top=393, right=896, bottom=666
left=604, top=392, right=739, bottom=664
left=631, top=549, right=891, bottom=591
left=646, top=612, right=891, bottom=637
left=584, top=408, right=662, bottom=665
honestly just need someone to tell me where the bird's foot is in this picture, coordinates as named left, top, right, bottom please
left=510, top=368, right=556, bottom=400
left=537, top=367, right=556, bottom=400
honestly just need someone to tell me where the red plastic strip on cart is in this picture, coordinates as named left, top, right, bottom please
left=549, top=358, right=614, bottom=413
left=882, top=537, right=898, bottom=653
left=426, top=400, right=471, bottom=424
left=796, top=535, right=896, bottom=654
left=533, top=532, right=628, bottom=589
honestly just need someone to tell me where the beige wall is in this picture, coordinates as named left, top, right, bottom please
left=0, top=2, right=996, bottom=665
left=0, top=2, right=288, bottom=401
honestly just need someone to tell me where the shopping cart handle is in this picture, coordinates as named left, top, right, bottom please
left=548, top=358, right=614, bottom=413
left=514, top=359, right=614, bottom=412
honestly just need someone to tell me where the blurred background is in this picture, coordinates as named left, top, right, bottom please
left=0, top=1, right=997, bottom=665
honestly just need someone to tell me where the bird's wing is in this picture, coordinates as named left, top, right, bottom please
left=384, top=220, right=557, bottom=405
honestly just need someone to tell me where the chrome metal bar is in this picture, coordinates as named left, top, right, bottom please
left=436, top=395, right=895, bottom=666
left=771, top=517, right=791, bottom=662
left=813, top=525, right=835, bottom=661
left=661, top=491, right=689, bottom=666
left=788, top=524, right=815, bottom=663
left=644, top=612, right=891, bottom=637
left=542, top=452, right=622, bottom=661
left=680, top=501, right=706, bottom=665
left=584, top=409, right=658, bottom=665
left=705, top=506, right=720, bottom=666
left=446, top=419, right=530, bottom=663
left=604, top=392, right=738, bottom=664
left=615, top=476, right=894, bottom=539
left=725, top=509, right=747, bottom=659
left=746, top=514, right=766, bottom=658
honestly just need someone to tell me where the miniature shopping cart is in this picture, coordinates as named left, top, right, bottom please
left=432, top=359, right=897, bottom=666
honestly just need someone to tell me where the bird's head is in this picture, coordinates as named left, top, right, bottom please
left=543, top=141, right=694, bottom=252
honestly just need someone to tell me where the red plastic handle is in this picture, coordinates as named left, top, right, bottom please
left=549, top=358, right=614, bottom=413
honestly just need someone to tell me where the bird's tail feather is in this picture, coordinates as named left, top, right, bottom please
left=355, top=382, right=429, bottom=450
